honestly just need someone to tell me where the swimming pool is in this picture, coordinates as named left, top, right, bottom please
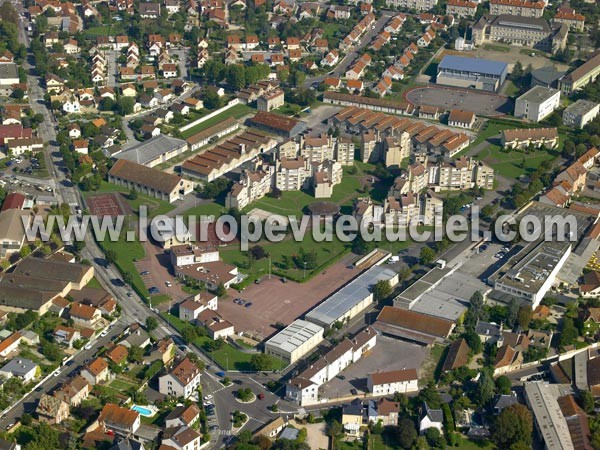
left=131, top=405, right=155, bottom=417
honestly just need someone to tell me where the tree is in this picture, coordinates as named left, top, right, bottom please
left=393, top=418, right=417, bottom=449
left=580, top=390, right=594, bottom=414
left=507, top=298, right=519, bottom=327
left=517, top=306, right=532, bottom=330
left=128, top=346, right=144, bottom=363
left=250, top=245, right=268, bottom=260
left=559, top=316, right=579, bottom=348
left=181, top=325, right=197, bottom=344
left=373, top=280, right=392, bottom=302
left=145, top=316, right=158, bottom=331
left=203, top=86, right=222, bottom=110
left=492, top=404, right=533, bottom=448
left=116, top=97, right=135, bottom=116
left=462, top=329, right=482, bottom=354
left=326, top=420, right=342, bottom=437
left=215, top=282, right=226, bottom=297
left=250, top=353, right=273, bottom=371
left=128, top=188, right=138, bottom=200
left=476, top=370, right=495, bottom=406
left=424, top=428, right=445, bottom=449
left=105, top=249, right=117, bottom=264
left=495, top=376, right=511, bottom=395
left=419, top=246, right=436, bottom=265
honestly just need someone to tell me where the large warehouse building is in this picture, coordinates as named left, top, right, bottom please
left=436, top=56, right=508, bottom=92
left=263, top=319, right=324, bottom=364
left=305, top=265, right=399, bottom=328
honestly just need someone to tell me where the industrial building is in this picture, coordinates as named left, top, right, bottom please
left=113, top=134, right=187, bottom=167
left=524, top=382, right=575, bottom=450
left=514, top=86, right=561, bottom=122
left=488, top=202, right=597, bottom=309
left=263, top=319, right=324, bottom=364
left=436, top=56, right=508, bottom=92
left=305, top=265, right=399, bottom=328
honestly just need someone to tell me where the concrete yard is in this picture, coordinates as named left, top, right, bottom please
left=220, top=253, right=360, bottom=341
left=406, top=86, right=513, bottom=117
left=318, top=336, right=429, bottom=400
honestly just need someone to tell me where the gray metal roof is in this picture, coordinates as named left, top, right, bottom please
left=279, top=428, right=299, bottom=441
left=305, top=265, right=397, bottom=327
left=0, top=358, right=37, bottom=377
left=265, top=319, right=323, bottom=354
left=115, top=134, right=187, bottom=166
left=438, top=55, right=508, bottom=77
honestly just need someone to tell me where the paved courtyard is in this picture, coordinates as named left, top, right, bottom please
left=318, top=336, right=429, bottom=400
left=220, top=253, right=359, bottom=341
left=406, top=86, right=513, bottom=117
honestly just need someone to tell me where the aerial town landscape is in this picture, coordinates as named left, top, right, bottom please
left=0, top=0, right=599, bottom=448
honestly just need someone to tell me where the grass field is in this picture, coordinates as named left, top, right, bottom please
left=483, top=43, right=510, bottom=53
left=476, top=144, right=559, bottom=179
left=86, top=277, right=103, bottom=289
left=161, top=312, right=287, bottom=371
left=97, top=235, right=148, bottom=297
left=109, top=378, right=137, bottom=392
left=180, top=104, right=253, bottom=139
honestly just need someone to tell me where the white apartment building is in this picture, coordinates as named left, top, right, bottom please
left=226, top=167, right=274, bottom=209
left=563, top=100, right=600, bottom=129
left=514, top=86, right=561, bottom=122
left=276, top=157, right=311, bottom=191
left=384, top=0, right=438, bottom=11
left=158, top=358, right=202, bottom=399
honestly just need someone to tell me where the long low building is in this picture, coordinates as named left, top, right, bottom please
left=559, top=50, right=600, bottom=95
left=323, top=91, right=415, bottom=116
left=108, top=159, right=194, bottom=203
left=374, top=306, right=455, bottom=345
left=264, top=319, right=324, bottom=364
left=113, top=134, right=187, bottom=167
left=181, top=129, right=276, bottom=182
left=185, top=117, right=240, bottom=151
left=305, top=265, right=399, bottom=328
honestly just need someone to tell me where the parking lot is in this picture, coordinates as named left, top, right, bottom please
left=318, top=336, right=429, bottom=400
left=219, top=253, right=360, bottom=341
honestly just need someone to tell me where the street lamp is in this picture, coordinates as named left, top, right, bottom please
left=303, top=261, right=307, bottom=279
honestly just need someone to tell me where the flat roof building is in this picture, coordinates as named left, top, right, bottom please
left=264, top=319, right=324, bottom=364
left=514, top=86, right=560, bottom=122
left=113, top=134, right=187, bottom=167
left=563, top=100, right=600, bottom=129
left=305, top=265, right=399, bottom=328
left=436, top=55, right=508, bottom=92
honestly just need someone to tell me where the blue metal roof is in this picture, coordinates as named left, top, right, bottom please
left=438, top=55, right=508, bottom=76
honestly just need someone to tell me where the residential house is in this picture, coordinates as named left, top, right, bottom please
left=161, top=425, right=201, bottom=450
left=178, top=292, right=218, bottom=321
left=69, top=302, right=101, bottom=327
left=99, top=404, right=141, bottom=435
left=0, top=358, right=38, bottom=382
left=165, top=404, right=201, bottom=428
left=53, top=325, right=80, bottom=348
left=54, top=375, right=91, bottom=407
left=80, top=357, right=111, bottom=385
left=158, top=358, right=202, bottom=399
left=36, top=394, right=69, bottom=425
left=419, top=402, right=443, bottom=434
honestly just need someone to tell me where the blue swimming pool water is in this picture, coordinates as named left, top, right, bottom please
left=132, top=405, right=153, bottom=416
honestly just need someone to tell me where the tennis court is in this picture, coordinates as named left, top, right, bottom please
left=87, top=193, right=129, bottom=217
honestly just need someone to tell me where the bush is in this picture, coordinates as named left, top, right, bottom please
left=236, top=388, right=253, bottom=402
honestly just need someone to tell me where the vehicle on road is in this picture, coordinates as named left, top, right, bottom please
left=257, top=393, right=264, bottom=400
left=165, top=281, right=172, bottom=287
left=84, top=343, right=92, bottom=350
left=204, top=395, right=213, bottom=401
left=53, top=370, right=60, bottom=377
left=216, top=371, right=225, bottom=377
left=101, top=330, right=109, bottom=337
left=6, top=423, right=13, bottom=430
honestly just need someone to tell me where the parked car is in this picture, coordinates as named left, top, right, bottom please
left=257, top=393, right=264, bottom=400
left=140, top=271, right=150, bottom=276
left=149, top=287, right=160, bottom=294
left=245, top=302, right=253, bottom=308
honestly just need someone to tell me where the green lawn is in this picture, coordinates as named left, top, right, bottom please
left=109, top=378, right=137, bottom=392
left=180, top=104, right=253, bottom=139
left=97, top=235, right=148, bottom=297
left=503, top=80, right=520, bottom=97
left=483, top=43, right=510, bottom=53
left=161, top=312, right=287, bottom=371
left=86, top=277, right=103, bottom=289
left=476, top=144, right=559, bottom=180
left=455, top=438, right=495, bottom=450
